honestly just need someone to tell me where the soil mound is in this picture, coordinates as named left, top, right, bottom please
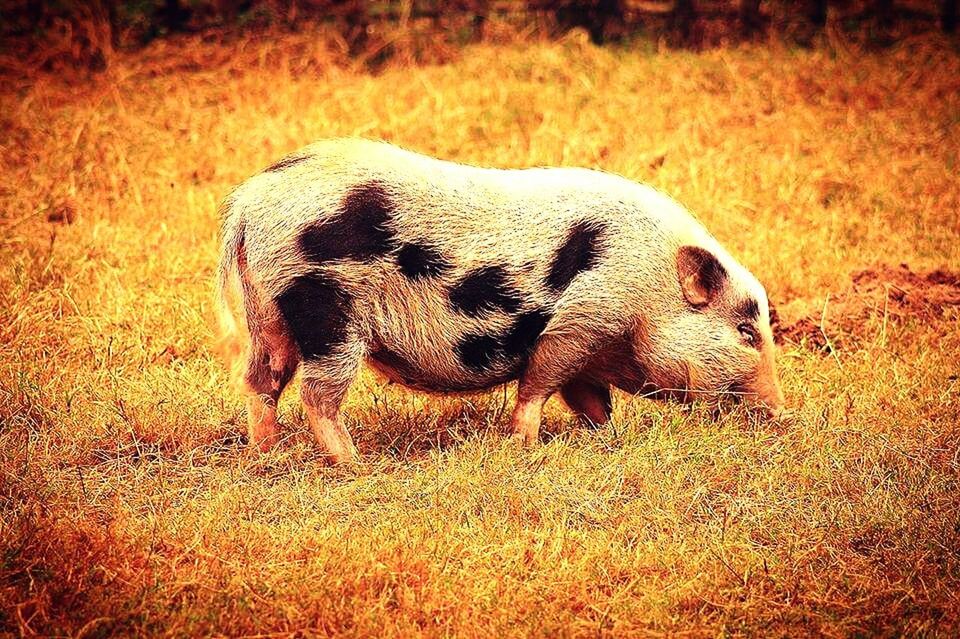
left=771, top=264, right=960, bottom=351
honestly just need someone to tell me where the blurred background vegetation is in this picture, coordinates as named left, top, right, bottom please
left=0, top=1, right=957, bottom=73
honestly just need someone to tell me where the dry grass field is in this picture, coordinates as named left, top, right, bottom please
left=2, top=27, right=960, bottom=637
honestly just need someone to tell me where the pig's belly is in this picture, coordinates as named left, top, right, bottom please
left=366, top=344, right=519, bottom=393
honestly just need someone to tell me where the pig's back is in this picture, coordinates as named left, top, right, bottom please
left=230, top=139, right=688, bottom=392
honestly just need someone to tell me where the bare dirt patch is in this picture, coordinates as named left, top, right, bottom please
left=772, top=264, right=960, bottom=351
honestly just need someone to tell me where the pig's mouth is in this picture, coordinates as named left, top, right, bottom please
left=629, top=382, right=757, bottom=406
left=723, top=382, right=786, bottom=418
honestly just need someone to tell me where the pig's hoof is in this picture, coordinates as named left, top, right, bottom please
left=251, top=432, right=280, bottom=453
left=325, top=449, right=361, bottom=465
left=770, top=407, right=795, bottom=421
left=579, top=416, right=607, bottom=430
left=509, top=432, right=535, bottom=447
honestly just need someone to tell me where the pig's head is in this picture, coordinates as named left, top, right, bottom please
left=637, top=244, right=785, bottom=415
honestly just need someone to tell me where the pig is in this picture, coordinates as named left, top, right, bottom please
left=217, top=138, right=784, bottom=462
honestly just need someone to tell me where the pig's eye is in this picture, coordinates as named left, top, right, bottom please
left=737, top=323, right=758, bottom=346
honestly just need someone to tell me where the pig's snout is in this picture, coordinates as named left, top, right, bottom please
left=754, top=376, right=785, bottom=419
left=732, top=372, right=784, bottom=418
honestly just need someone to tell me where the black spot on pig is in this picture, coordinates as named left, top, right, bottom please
left=243, top=349, right=273, bottom=397
left=546, top=221, right=606, bottom=293
left=737, top=298, right=760, bottom=321
left=501, top=309, right=551, bottom=359
left=455, top=309, right=551, bottom=372
left=299, top=182, right=398, bottom=263
left=449, top=266, right=523, bottom=317
left=456, top=333, right=502, bottom=371
left=243, top=352, right=298, bottom=403
left=275, top=274, right=353, bottom=360
left=397, top=242, right=451, bottom=279
left=263, top=153, right=311, bottom=173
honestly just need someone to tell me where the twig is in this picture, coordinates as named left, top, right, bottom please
left=819, top=294, right=843, bottom=369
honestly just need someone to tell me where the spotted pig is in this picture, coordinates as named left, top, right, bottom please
left=217, top=138, right=785, bottom=462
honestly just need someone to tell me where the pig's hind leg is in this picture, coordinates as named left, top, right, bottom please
left=243, top=318, right=299, bottom=452
left=299, top=343, right=363, bottom=464
left=274, top=273, right=363, bottom=464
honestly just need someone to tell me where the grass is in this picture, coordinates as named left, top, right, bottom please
left=2, top=27, right=960, bottom=637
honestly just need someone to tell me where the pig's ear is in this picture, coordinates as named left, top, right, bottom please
left=677, top=245, right=727, bottom=307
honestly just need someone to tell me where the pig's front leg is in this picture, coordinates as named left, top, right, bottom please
left=509, top=332, right=607, bottom=445
left=509, top=393, right=547, bottom=446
